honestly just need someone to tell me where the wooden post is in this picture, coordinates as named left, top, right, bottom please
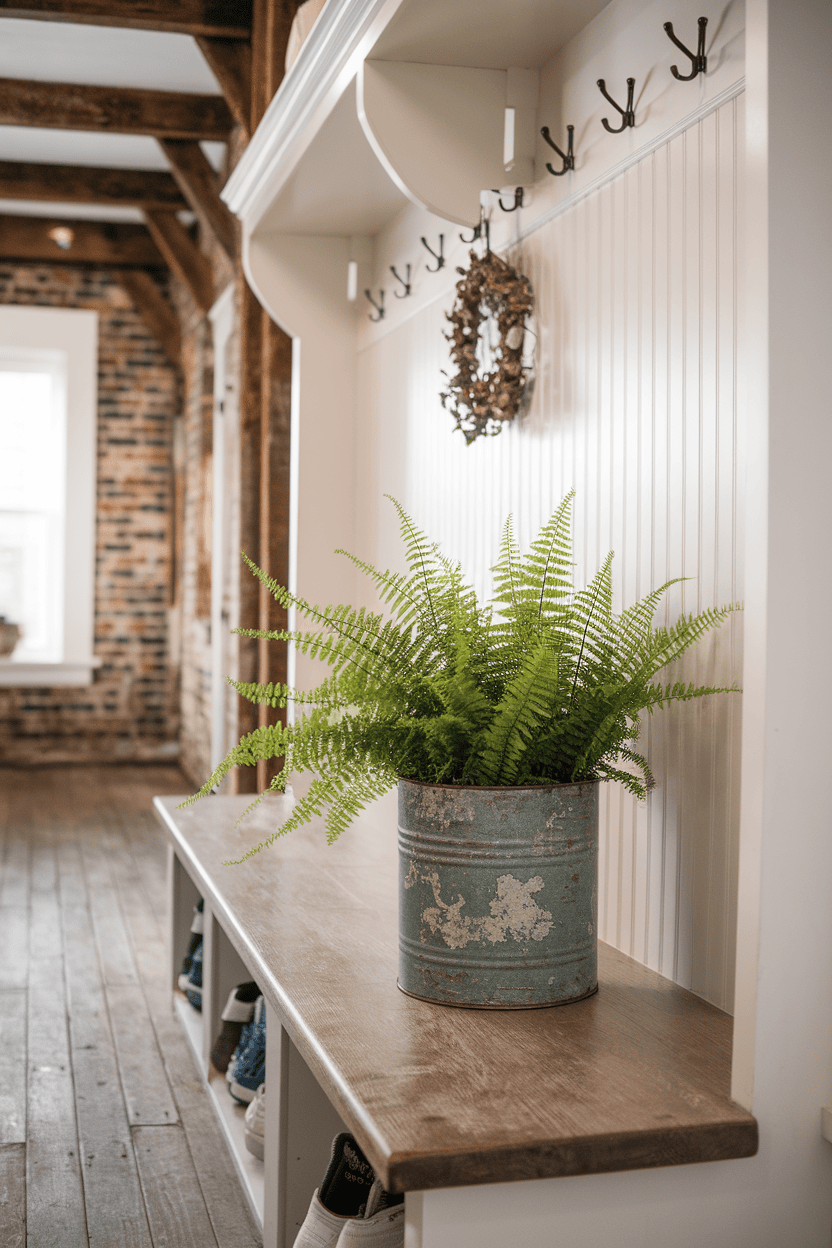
left=233, top=278, right=263, bottom=795
left=250, top=0, right=297, bottom=130
left=257, top=314, right=292, bottom=793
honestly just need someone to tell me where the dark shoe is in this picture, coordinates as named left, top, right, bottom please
left=227, top=995, right=266, bottom=1104
left=211, top=981, right=260, bottom=1074
left=177, top=900, right=204, bottom=1011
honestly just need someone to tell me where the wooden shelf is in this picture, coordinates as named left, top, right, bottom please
left=173, top=982, right=266, bottom=1225
left=155, top=792, right=757, bottom=1194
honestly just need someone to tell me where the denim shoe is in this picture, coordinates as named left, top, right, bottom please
left=211, top=981, right=260, bottom=1074
left=227, top=994, right=265, bottom=1104
left=293, top=1133, right=376, bottom=1248
left=336, top=1180, right=404, bottom=1248
left=244, top=1083, right=265, bottom=1160
left=177, top=901, right=204, bottom=1010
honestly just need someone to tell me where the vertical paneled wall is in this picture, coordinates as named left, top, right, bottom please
left=355, top=95, right=744, bottom=1010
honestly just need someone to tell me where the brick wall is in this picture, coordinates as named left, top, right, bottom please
left=0, top=263, right=180, bottom=765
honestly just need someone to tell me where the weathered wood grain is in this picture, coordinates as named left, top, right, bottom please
left=143, top=210, right=214, bottom=313
left=157, top=791, right=759, bottom=1192
left=107, top=824, right=263, bottom=1247
left=0, top=214, right=163, bottom=267
left=0, top=160, right=186, bottom=210
left=250, top=0, right=295, bottom=131
left=0, top=909, right=28, bottom=989
left=0, top=836, right=29, bottom=907
left=27, top=893, right=87, bottom=1248
left=107, top=984, right=180, bottom=1127
left=160, top=138, right=236, bottom=262
left=0, top=991, right=26, bottom=1145
left=233, top=278, right=263, bottom=795
left=0, top=765, right=254, bottom=1248
left=195, top=37, right=252, bottom=134
left=0, top=78, right=233, bottom=140
left=61, top=900, right=153, bottom=1248
left=256, top=316, right=292, bottom=792
left=132, top=1124, right=222, bottom=1248
left=0, top=1143, right=25, bottom=1248
left=0, top=0, right=252, bottom=37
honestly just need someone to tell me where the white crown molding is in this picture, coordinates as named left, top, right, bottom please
left=222, top=0, right=405, bottom=230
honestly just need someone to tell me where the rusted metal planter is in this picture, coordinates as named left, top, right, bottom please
left=398, top=778, right=598, bottom=1009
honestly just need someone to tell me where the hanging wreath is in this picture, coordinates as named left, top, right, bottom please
left=440, top=247, right=534, bottom=445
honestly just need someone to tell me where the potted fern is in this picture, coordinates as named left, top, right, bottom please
left=187, top=493, right=738, bottom=1010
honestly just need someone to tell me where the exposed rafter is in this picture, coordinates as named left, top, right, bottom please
left=0, top=1, right=252, bottom=38
left=195, top=36, right=252, bottom=136
left=116, top=268, right=181, bottom=365
left=142, top=209, right=214, bottom=313
left=0, top=159, right=187, bottom=210
left=0, top=78, right=233, bottom=140
left=158, top=139, right=235, bottom=263
left=0, top=213, right=163, bottom=265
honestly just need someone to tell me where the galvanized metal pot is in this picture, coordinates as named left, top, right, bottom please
left=398, top=778, right=598, bottom=1009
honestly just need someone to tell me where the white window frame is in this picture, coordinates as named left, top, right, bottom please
left=0, top=306, right=101, bottom=686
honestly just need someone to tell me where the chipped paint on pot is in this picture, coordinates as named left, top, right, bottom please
left=398, top=778, right=598, bottom=1009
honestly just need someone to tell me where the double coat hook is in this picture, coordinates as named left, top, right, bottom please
left=664, top=16, right=708, bottom=79
left=389, top=264, right=411, bottom=298
left=540, top=124, right=575, bottom=176
left=421, top=234, right=445, bottom=272
left=460, top=210, right=491, bottom=253
left=597, top=77, right=636, bottom=132
left=492, top=187, right=524, bottom=212
left=364, top=289, right=385, bottom=321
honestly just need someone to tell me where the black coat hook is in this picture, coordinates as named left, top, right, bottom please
left=597, top=77, right=636, bottom=132
left=541, top=124, right=575, bottom=176
left=421, top=235, right=445, bottom=272
left=364, top=289, right=385, bottom=321
left=389, top=264, right=411, bottom=298
left=664, top=16, right=708, bottom=79
left=492, top=186, right=524, bottom=212
left=460, top=211, right=491, bottom=253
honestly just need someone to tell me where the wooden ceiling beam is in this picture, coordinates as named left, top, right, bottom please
left=0, top=78, right=233, bottom=140
left=116, top=268, right=180, bottom=365
left=0, top=159, right=187, bottom=210
left=158, top=138, right=235, bottom=263
left=0, top=1, right=252, bottom=38
left=195, top=36, right=252, bottom=136
left=142, top=209, right=214, bottom=313
left=0, top=213, right=163, bottom=265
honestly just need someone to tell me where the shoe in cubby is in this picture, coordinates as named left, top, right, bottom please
left=211, top=981, right=260, bottom=1075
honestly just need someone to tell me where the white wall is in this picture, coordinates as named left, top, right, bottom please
left=354, top=90, right=744, bottom=1012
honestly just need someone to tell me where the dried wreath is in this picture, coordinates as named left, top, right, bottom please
left=441, top=246, right=534, bottom=445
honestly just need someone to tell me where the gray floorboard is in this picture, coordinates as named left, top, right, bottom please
left=0, top=764, right=263, bottom=1248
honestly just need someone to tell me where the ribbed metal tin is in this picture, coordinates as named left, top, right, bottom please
left=398, top=779, right=598, bottom=1009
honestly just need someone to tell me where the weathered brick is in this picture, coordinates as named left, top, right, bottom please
left=0, top=263, right=180, bottom=764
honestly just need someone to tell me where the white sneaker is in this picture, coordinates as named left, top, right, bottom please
left=293, top=1190, right=354, bottom=1248
left=292, top=1134, right=377, bottom=1248
left=336, top=1179, right=405, bottom=1248
left=244, top=1084, right=265, bottom=1160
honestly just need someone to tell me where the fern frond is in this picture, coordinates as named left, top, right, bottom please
left=478, top=642, right=559, bottom=784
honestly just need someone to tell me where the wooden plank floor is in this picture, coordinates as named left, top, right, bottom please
left=0, top=763, right=263, bottom=1248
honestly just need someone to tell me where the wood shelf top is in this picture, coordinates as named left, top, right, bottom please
left=154, top=791, right=757, bottom=1193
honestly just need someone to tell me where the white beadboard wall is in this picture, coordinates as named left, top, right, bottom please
left=354, top=94, right=744, bottom=1012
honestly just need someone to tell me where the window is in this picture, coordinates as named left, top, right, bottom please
left=0, top=307, right=100, bottom=686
